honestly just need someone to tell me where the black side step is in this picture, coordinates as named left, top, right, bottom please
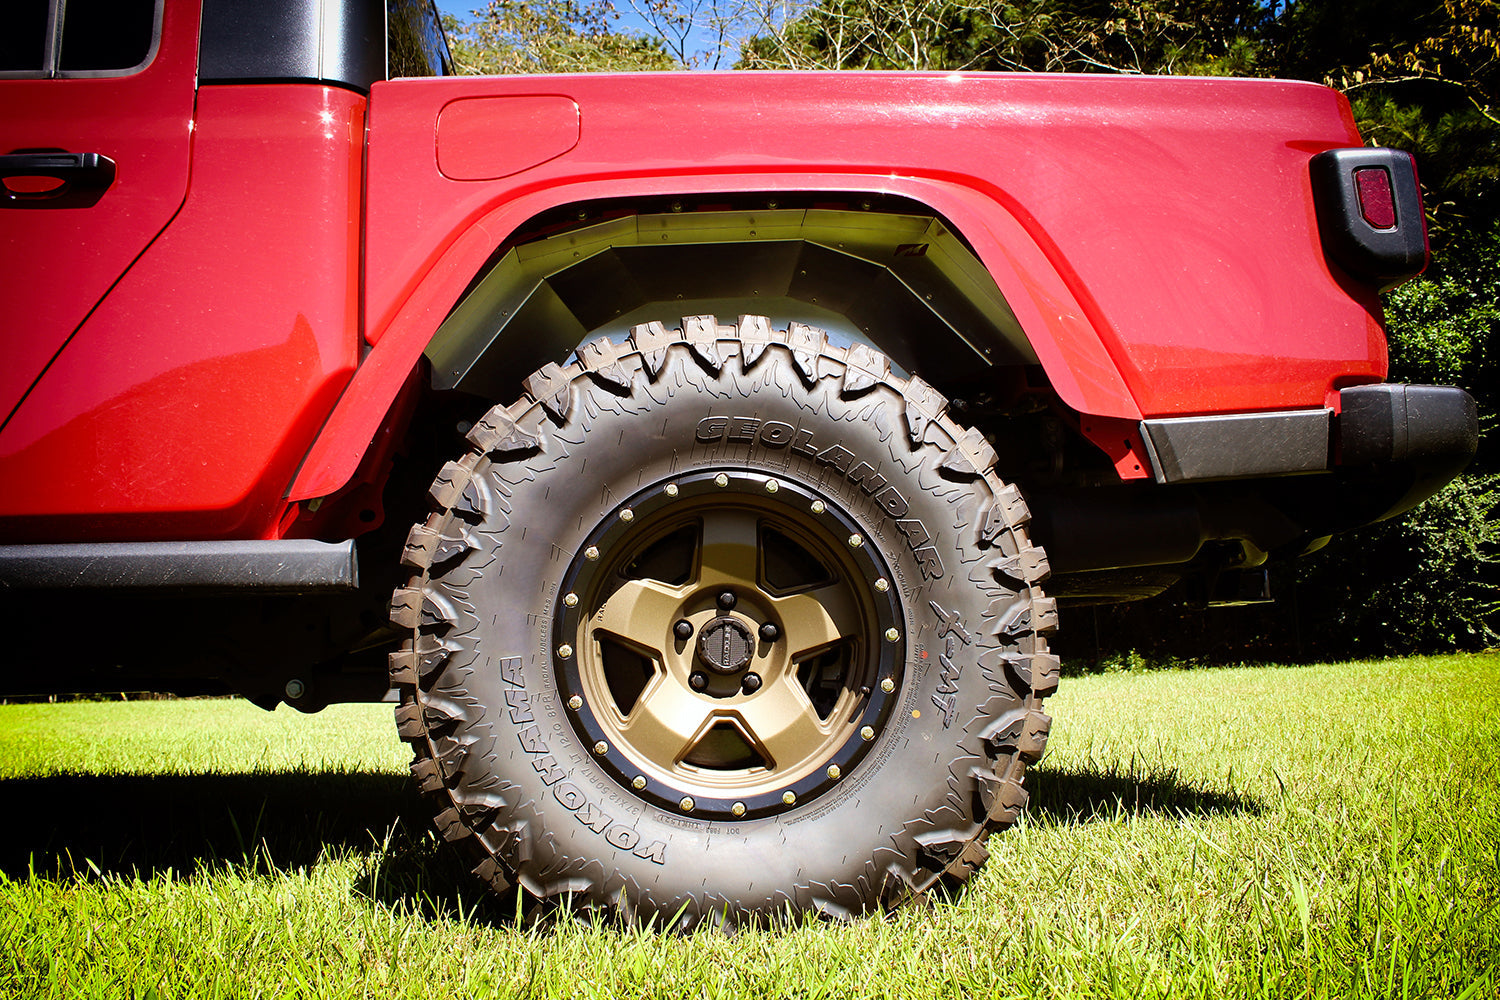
left=0, top=539, right=359, bottom=593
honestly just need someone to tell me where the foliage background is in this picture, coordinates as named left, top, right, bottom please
left=439, top=0, right=1500, bottom=661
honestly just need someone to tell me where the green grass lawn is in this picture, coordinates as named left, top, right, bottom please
left=1, top=656, right=1496, bottom=999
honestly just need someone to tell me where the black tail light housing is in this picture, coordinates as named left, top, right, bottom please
left=1310, top=147, right=1429, bottom=290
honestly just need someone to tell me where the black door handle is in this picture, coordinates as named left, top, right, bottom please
left=1, top=152, right=117, bottom=208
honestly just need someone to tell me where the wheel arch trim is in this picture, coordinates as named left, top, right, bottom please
left=290, top=172, right=1141, bottom=501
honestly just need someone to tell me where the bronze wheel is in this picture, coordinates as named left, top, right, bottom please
left=557, top=472, right=903, bottom=819
left=391, top=317, right=1057, bottom=927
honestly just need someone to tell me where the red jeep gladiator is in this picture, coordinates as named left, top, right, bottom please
left=0, top=0, right=1476, bottom=925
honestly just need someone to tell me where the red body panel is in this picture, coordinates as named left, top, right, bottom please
left=0, top=0, right=201, bottom=427
left=289, top=72, right=1383, bottom=501
left=0, top=85, right=364, bottom=541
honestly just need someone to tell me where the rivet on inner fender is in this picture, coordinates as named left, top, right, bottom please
left=861, top=726, right=875, bottom=741
left=880, top=678, right=895, bottom=693
left=632, top=775, right=647, bottom=790
left=564, top=592, right=579, bottom=607
left=558, top=644, right=574, bottom=659
left=884, top=628, right=900, bottom=642
left=567, top=695, right=583, bottom=710
left=679, top=797, right=695, bottom=811
left=782, top=790, right=796, bottom=805
left=593, top=741, right=608, bottom=755
left=714, top=473, right=729, bottom=487
left=827, top=765, right=841, bottom=780
left=731, top=801, right=746, bottom=817
left=620, top=508, right=634, bottom=523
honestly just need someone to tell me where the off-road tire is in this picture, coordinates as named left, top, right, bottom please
left=390, top=316, right=1056, bottom=927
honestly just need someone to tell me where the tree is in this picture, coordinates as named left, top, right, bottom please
left=444, top=1, right=677, bottom=74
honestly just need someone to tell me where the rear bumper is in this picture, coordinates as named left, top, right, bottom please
left=1035, top=384, right=1477, bottom=581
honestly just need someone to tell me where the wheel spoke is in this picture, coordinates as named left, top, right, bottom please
left=590, top=578, right=685, bottom=657
left=769, top=583, right=863, bottom=658
left=696, top=507, right=762, bottom=591
left=733, top=677, right=831, bottom=771
left=621, top=676, right=715, bottom=765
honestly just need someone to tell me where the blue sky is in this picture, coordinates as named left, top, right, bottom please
left=433, top=0, right=732, bottom=66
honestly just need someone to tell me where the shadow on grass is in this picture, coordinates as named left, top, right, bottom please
left=0, top=760, right=1258, bottom=920
left=1027, top=760, right=1262, bottom=824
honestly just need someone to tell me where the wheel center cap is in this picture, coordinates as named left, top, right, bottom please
left=696, top=615, right=754, bottom=674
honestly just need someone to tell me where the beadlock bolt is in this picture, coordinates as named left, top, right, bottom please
left=564, top=592, right=579, bottom=607
left=679, top=797, right=695, bottom=811
left=848, top=534, right=863, bottom=548
left=874, top=578, right=889, bottom=593
left=827, top=765, right=841, bottom=780
left=558, top=644, right=574, bottom=659
left=765, top=479, right=780, bottom=493
left=593, top=741, right=608, bottom=755
left=810, top=500, right=826, bottom=514
left=782, top=790, right=797, bottom=806
left=731, top=802, right=746, bottom=817
left=632, top=775, right=647, bottom=790
left=861, top=726, right=876, bottom=741
left=620, top=508, right=634, bottom=523
left=880, top=678, right=895, bottom=693
left=584, top=546, right=600, bottom=561
left=714, top=473, right=730, bottom=487
left=665, top=483, right=680, bottom=497
left=567, top=695, right=583, bottom=710
left=885, top=628, right=900, bottom=642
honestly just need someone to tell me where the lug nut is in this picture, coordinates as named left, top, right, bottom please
left=690, top=672, right=709, bottom=691
left=674, top=619, right=694, bottom=640
left=717, top=590, right=737, bottom=610
left=759, top=622, right=779, bottom=643
left=741, top=672, right=762, bottom=694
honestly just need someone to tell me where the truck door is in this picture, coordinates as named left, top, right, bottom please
left=0, top=0, right=198, bottom=427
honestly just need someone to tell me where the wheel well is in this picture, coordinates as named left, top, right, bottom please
left=423, top=193, right=1042, bottom=406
